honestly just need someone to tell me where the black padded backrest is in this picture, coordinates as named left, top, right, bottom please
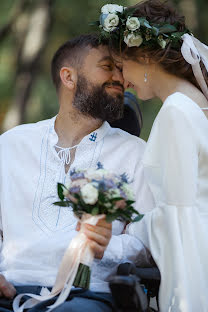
left=110, top=91, right=143, bottom=137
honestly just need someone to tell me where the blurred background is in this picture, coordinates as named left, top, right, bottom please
left=0, top=0, right=207, bottom=140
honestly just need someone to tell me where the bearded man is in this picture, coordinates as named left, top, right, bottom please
left=0, top=34, right=154, bottom=312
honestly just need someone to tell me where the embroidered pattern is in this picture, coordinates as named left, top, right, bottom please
left=89, top=132, right=97, bottom=142
left=32, top=128, right=103, bottom=235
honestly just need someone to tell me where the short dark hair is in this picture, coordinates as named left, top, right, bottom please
left=51, top=34, right=107, bottom=91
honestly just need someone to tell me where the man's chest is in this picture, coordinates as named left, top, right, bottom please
left=2, top=138, right=135, bottom=236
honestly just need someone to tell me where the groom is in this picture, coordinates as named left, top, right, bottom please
left=0, top=34, right=154, bottom=311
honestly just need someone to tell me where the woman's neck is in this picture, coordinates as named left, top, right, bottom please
left=151, top=71, right=190, bottom=102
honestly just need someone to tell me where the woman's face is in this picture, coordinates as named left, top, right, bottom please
left=123, top=59, right=156, bottom=100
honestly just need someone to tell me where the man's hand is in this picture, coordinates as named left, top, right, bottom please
left=76, top=218, right=112, bottom=259
left=0, top=275, right=16, bottom=298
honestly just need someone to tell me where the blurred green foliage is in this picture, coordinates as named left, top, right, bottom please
left=0, top=0, right=208, bottom=140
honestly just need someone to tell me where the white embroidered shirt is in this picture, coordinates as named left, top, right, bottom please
left=0, top=117, right=154, bottom=292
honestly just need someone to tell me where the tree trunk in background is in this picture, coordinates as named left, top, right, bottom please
left=194, top=0, right=208, bottom=43
left=0, top=0, right=28, bottom=43
left=174, top=0, right=198, bottom=32
left=2, top=0, right=54, bottom=132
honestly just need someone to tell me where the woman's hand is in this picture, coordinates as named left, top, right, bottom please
left=76, top=218, right=112, bottom=259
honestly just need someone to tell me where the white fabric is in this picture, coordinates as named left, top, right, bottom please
left=181, top=34, right=208, bottom=100
left=13, top=215, right=105, bottom=312
left=127, top=92, right=208, bottom=312
left=0, top=117, right=154, bottom=292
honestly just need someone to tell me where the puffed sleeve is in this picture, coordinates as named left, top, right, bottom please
left=126, top=102, right=207, bottom=311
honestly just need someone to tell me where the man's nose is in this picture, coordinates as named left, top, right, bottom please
left=112, top=68, right=124, bottom=86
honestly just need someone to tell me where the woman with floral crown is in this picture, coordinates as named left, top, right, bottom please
left=98, top=0, right=208, bottom=311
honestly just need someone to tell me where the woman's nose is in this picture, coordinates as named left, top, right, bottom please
left=124, top=81, right=134, bottom=89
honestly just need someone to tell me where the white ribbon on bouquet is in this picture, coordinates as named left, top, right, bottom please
left=181, top=33, right=208, bottom=101
left=13, top=214, right=105, bottom=312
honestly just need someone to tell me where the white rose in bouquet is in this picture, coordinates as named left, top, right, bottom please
left=103, top=13, right=119, bottom=32
left=101, top=4, right=124, bottom=14
left=85, top=168, right=107, bottom=180
left=124, top=33, right=143, bottom=47
left=81, top=183, right=99, bottom=205
left=126, top=17, right=140, bottom=31
left=121, top=183, right=135, bottom=201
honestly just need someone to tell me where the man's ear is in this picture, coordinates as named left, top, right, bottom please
left=59, top=66, right=77, bottom=90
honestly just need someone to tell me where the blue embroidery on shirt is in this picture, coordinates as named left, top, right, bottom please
left=89, top=132, right=97, bottom=142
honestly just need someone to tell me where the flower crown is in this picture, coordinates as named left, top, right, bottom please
left=93, top=4, right=190, bottom=49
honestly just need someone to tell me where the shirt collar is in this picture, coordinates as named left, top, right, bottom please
left=48, top=116, right=111, bottom=149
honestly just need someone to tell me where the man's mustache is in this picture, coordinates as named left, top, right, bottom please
left=103, top=82, right=124, bottom=93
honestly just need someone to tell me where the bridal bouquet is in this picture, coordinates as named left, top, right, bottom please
left=13, top=163, right=143, bottom=312
left=54, top=162, right=143, bottom=290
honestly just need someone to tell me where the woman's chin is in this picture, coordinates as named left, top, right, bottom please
left=137, top=93, right=153, bottom=101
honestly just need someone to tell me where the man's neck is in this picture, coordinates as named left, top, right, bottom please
left=55, top=108, right=103, bottom=148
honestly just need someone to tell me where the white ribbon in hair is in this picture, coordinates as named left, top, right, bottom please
left=181, top=33, right=208, bottom=100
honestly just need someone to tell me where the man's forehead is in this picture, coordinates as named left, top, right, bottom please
left=85, top=46, right=122, bottom=66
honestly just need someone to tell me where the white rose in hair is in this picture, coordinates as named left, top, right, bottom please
left=101, top=4, right=124, bottom=14
left=126, top=17, right=140, bottom=31
left=81, top=183, right=99, bottom=205
left=103, top=13, right=119, bottom=32
left=124, top=33, right=143, bottom=47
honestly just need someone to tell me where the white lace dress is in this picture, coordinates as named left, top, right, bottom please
left=127, top=92, right=208, bottom=312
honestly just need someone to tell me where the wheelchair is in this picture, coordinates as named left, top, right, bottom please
left=110, top=91, right=160, bottom=312
left=110, top=262, right=160, bottom=312
left=110, top=91, right=143, bottom=137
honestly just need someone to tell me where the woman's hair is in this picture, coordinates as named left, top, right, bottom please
left=118, top=0, right=208, bottom=91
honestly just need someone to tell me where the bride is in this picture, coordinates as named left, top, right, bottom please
left=98, top=0, right=208, bottom=311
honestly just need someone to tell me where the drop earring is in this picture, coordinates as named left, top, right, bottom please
left=144, top=73, right=148, bottom=83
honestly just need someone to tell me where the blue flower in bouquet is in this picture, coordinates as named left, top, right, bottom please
left=71, top=172, right=85, bottom=181
left=96, top=178, right=117, bottom=192
left=69, top=186, right=80, bottom=193
left=120, top=173, right=129, bottom=183
left=96, top=162, right=103, bottom=169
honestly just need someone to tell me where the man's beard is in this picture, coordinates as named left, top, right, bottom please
left=72, top=74, right=124, bottom=122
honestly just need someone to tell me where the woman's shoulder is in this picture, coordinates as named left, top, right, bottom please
left=164, top=92, right=206, bottom=114
left=159, top=92, right=207, bottom=126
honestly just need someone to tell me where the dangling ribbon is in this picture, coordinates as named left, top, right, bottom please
left=181, top=33, right=208, bottom=100
left=13, top=214, right=105, bottom=312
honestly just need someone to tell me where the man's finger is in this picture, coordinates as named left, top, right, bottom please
left=1, top=283, right=16, bottom=299
left=88, top=241, right=105, bottom=259
left=84, top=224, right=112, bottom=240
left=85, top=229, right=109, bottom=247
left=96, top=219, right=112, bottom=229
left=0, top=275, right=16, bottom=299
left=76, top=221, right=81, bottom=231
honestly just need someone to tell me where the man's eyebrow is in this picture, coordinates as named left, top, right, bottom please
left=97, top=56, right=114, bottom=63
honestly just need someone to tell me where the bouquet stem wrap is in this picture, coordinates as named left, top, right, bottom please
left=13, top=214, right=104, bottom=312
